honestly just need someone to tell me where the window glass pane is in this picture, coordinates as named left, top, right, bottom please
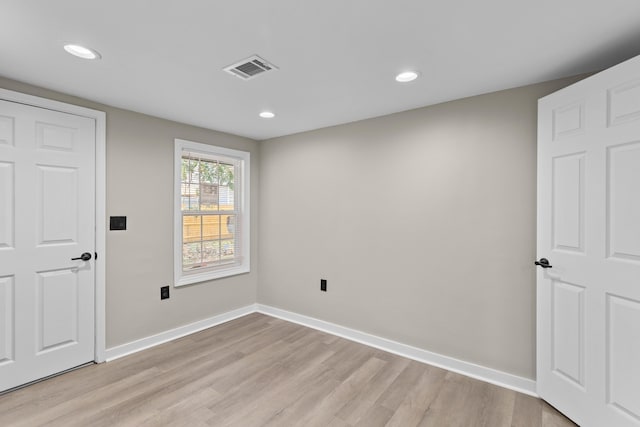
left=182, top=158, right=200, bottom=210
left=202, top=240, right=221, bottom=264
left=202, top=215, right=221, bottom=240
left=219, top=163, right=235, bottom=211
left=219, top=186, right=234, bottom=211
left=181, top=158, right=193, bottom=182
left=218, top=162, right=234, bottom=186
left=221, top=239, right=235, bottom=261
left=199, top=183, right=219, bottom=211
left=189, top=158, right=200, bottom=185
left=183, top=215, right=202, bottom=243
left=223, top=214, right=235, bottom=239
left=181, top=182, right=199, bottom=211
left=183, top=242, right=202, bottom=269
left=198, top=159, right=217, bottom=184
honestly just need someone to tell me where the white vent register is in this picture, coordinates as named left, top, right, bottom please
left=223, top=55, right=278, bottom=80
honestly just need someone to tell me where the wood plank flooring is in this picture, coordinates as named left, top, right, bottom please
left=0, top=313, right=576, bottom=426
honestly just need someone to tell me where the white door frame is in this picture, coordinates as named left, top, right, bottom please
left=0, top=87, right=107, bottom=363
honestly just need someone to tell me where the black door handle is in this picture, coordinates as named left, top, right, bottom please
left=71, top=252, right=92, bottom=261
left=535, top=258, right=552, bottom=268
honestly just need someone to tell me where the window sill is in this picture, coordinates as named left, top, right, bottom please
left=175, top=265, right=250, bottom=287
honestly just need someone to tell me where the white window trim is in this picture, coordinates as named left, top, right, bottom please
left=174, top=139, right=250, bottom=286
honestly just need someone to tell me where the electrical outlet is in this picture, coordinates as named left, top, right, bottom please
left=161, top=286, right=170, bottom=300
left=320, top=279, right=327, bottom=292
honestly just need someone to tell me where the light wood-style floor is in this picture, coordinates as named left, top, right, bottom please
left=0, top=313, right=576, bottom=427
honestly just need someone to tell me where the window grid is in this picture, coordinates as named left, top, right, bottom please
left=181, top=154, right=238, bottom=271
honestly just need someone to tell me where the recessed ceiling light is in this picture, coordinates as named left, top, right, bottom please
left=63, top=44, right=101, bottom=60
left=395, top=71, right=419, bottom=83
left=259, top=111, right=275, bottom=119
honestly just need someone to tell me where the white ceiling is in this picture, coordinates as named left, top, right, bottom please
left=1, top=1, right=640, bottom=140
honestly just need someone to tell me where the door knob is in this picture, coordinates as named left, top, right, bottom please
left=71, top=252, right=92, bottom=261
left=535, top=258, right=552, bottom=268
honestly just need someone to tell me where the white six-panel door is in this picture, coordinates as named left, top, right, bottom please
left=537, top=54, right=640, bottom=426
left=0, top=99, right=96, bottom=392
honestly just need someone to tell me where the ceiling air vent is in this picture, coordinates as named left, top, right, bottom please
left=223, top=55, right=278, bottom=80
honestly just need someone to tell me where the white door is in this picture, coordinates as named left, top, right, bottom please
left=0, top=99, right=96, bottom=392
left=537, top=54, right=640, bottom=426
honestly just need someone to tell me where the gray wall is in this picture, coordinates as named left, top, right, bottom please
left=258, top=76, right=583, bottom=379
left=2, top=72, right=586, bottom=379
left=0, top=77, right=259, bottom=349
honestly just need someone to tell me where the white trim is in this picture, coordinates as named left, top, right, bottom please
left=256, top=304, right=538, bottom=397
left=100, top=301, right=537, bottom=396
left=173, top=138, right=251, bottom=287
left=0, top=88, right=107, bottom=363
left=94, top=111, right=107, bottom=363
left=104, top=304, right=258, bottom=361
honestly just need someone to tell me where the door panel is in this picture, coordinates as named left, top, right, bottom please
left=0, top=161, right=13, bottom=248
left=36, top=121, right=77, bottom=151
left=0, top=115, right=13, bottom=145
left=38, top=165, right=78, bottom=245
left=552, top=280, right=585, bottom=388
left=606, top=142, right=640, bottom=261
left=538, top=54, right=640, bottom=426
left=553, top=102, right=585, bottom=140
left=0, top=99, right=95, bottom=392
left=607, top=79, right=640, bottom=127
left=0, top=275, right=14, bottom=365
left=37, top=269, right=79, bottom=352
left=606, top=294, right=640, bottom=422
left=552, top=153, right=585, bottom=252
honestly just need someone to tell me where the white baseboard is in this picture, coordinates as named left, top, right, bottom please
left=103, top=302, right=537, bottom=397
left=104, top=304, right=258, bottom=361
left=256, top=304, right=538, bottom=397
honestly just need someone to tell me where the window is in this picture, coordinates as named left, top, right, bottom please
left=174, top=139, right=250, bottom=286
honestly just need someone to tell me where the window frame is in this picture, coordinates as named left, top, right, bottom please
left=174, top=139, right=250, bottom=286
